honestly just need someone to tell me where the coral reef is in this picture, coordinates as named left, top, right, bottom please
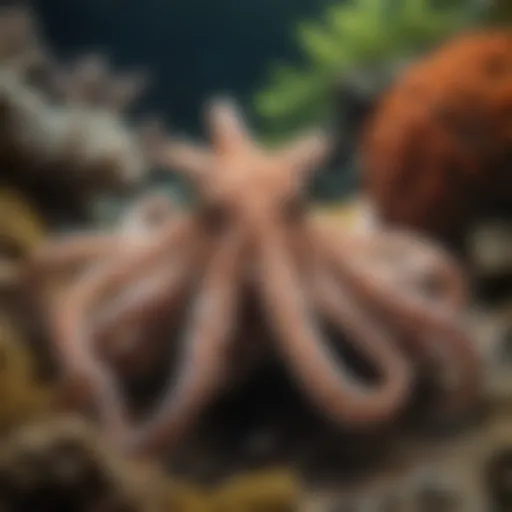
left=361, top=29, right=512, bottom=246
left=0, top=414, right=302, bottom=512
left=0, top=4, right=161, bottom=378
left=0, top=415, right=150, bottom=512
left=28, top=99, right=481, bottom=460
left=303, top=299, right=512, bottom=511
left=0, top=4, right=154, bottom=225
left=0, top=6, right=505, bottom=511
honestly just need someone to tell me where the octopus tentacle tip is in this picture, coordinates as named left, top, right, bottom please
left=206, top=96, right=251, bottom=152
left=279, top=129, right=333, bottom=177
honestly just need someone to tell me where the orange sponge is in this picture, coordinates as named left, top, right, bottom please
left=361, top=30, right=512, bottom=242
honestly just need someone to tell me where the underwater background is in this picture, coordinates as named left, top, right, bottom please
left=33, top=0, right=502, bottom=203
left=0, top=1, right=510, bottom=510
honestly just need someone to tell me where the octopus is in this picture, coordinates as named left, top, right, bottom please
left=28, top=99, right=482, bottom=459
left=361, top=29, right=512, bottom=246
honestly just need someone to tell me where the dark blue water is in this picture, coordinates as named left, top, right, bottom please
left=33, top=0, right=338, bottom=136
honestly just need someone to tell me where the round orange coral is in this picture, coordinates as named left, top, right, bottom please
left=361, top=29, right=512, bottom=244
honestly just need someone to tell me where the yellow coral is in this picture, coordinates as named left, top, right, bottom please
left=161, top=480, right=211, bottom=512
left=314, top=196, right=366, bottom=229
left=145, top=468, right=302, bottom=512
left=0, top=317, right=55, bottom=434
left=0, top=187, right=46, bottom=254
left=0, top=413, right=302, bottom=512
left=209, top=468, right=302, bottom=512
left=0, top=188, right=54, bottom=433
left=0, top=187, right=46, bottom=289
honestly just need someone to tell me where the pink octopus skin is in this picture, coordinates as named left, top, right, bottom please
left=29, top=99, right=482, bottom=459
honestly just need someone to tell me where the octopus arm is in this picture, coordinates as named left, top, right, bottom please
left=27, top=233, right=119, bottom=278
left=49, top=218, right=192, bottom=410
left=318, top=221, right=467, bottom=312
left=92, top=232, right=203, bottom=358
left=256, top=224, right=410, bottom=426
left=122, top=229, right=244, bottom=457
left=318, top=225, right=481, bottom=413
left=310, top=265, right=412, bottom=423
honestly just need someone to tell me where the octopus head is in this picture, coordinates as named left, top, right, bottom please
left=153, top=99, right=332, bottom=233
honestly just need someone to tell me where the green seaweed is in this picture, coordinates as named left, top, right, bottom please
left=254, top=0, right=487, bottom=141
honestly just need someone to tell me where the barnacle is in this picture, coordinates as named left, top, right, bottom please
left=361, top=29, right=512, bottom=246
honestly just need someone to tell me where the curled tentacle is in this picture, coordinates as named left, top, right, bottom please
left=29, top=194, right=178, bottom=356
left=311, top=266, right=412, bottom=423
left=50, top=216, right=194, bottom=411
left=93, top=253, right=191, bottom=343
left=92, top=230, right=205, bottom=370
left=116, top=228, right=244, bottom=457
left=255, top=223, right=411, bottom=425
left=317, top=224, right=482, bottom=413
left=26, top=193, right=175, bottom=286
left=27, top=234, right=117, bottom=279
left=321, top=221, right=467, bottom=312
left=24, top=234, right=120, bottom=327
